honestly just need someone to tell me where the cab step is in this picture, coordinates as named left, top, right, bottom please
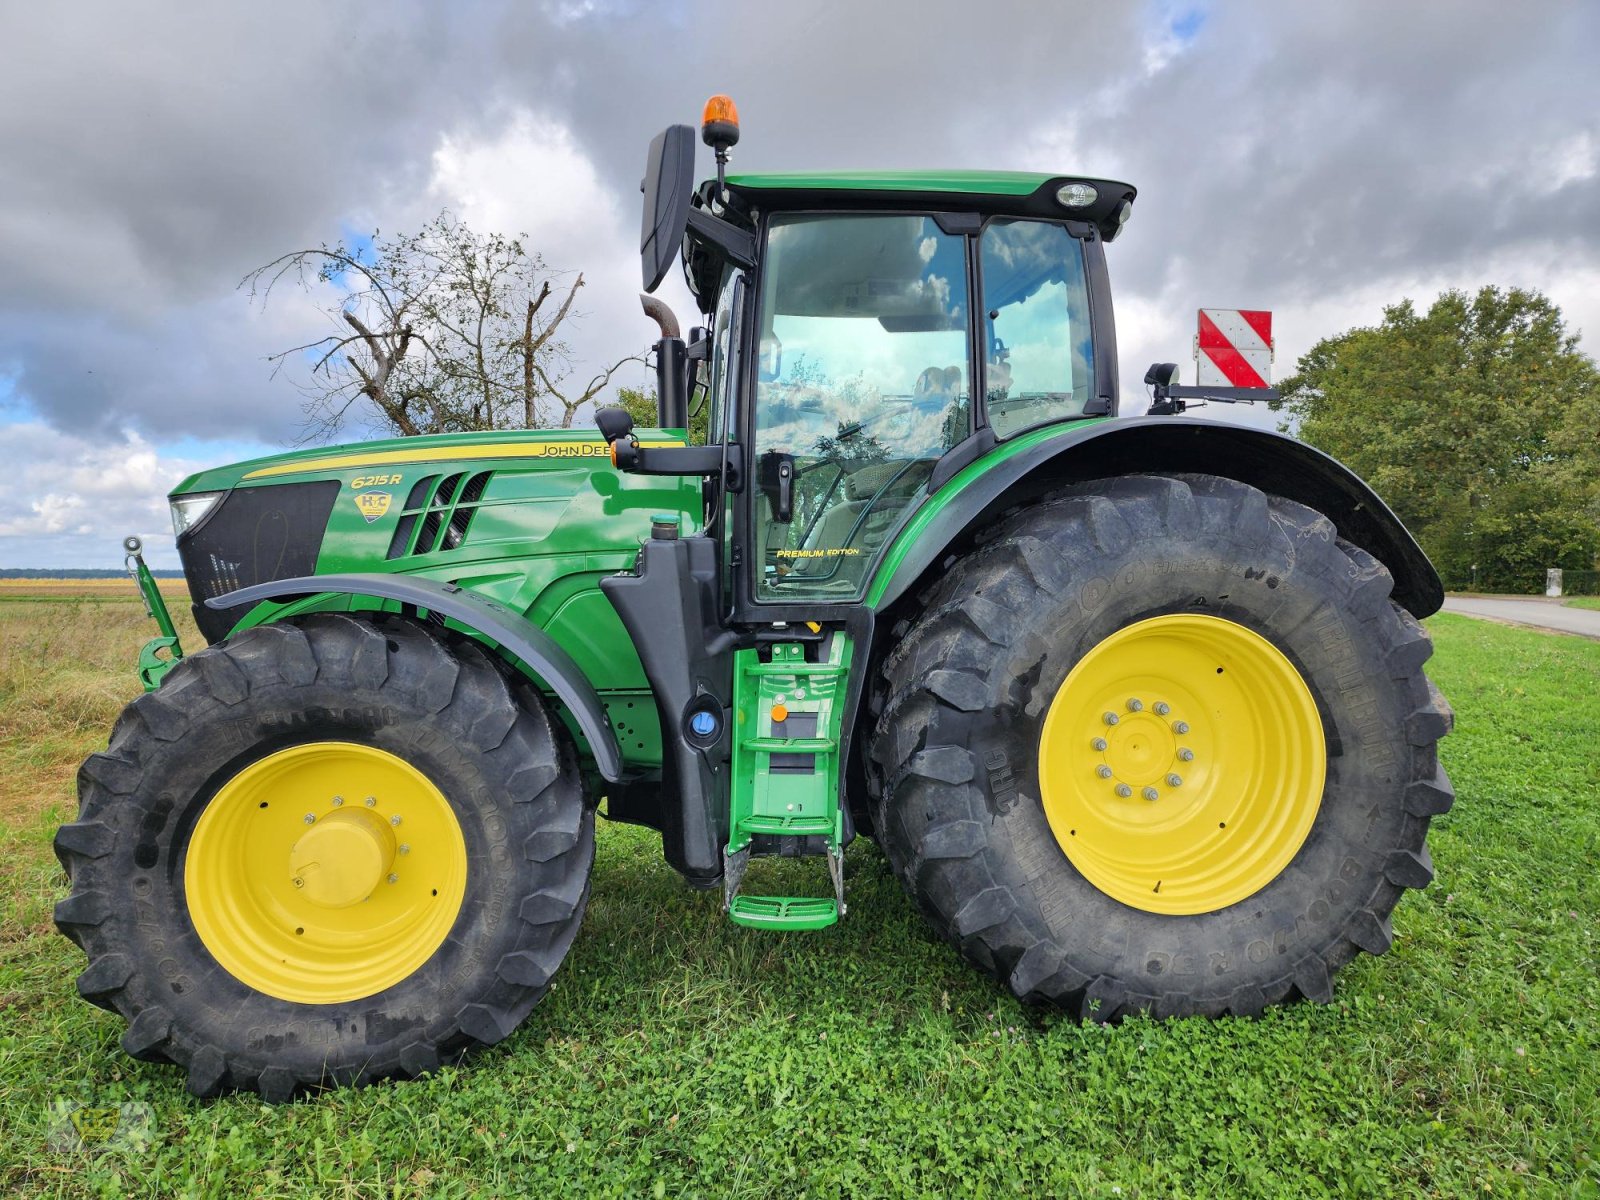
left=727, top=895, right=839, bottom=930
left=723, top=635, right=853, bottom=929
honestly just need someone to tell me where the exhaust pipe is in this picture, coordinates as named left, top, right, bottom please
left=641, top=294, right=688, bottom=431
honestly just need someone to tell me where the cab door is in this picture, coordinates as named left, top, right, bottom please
left=742, top=213, right=974, bottom=606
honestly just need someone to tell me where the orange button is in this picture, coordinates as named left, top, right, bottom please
left=771, top=704, right=789, bottom=723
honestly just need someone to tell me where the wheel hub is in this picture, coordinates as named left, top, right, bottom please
left=289, top=807, right=397, bottom=909
left=1038, top=613, right=1325, bottom=915
left=1103, top=708, right=1180, bottom=788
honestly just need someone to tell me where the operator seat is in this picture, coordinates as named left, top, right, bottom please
left=793, top=459, right=935, bottom=585
left=788, top=363, right=962, bottom=585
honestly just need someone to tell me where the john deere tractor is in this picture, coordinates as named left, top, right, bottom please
left=55, top=98, right=1453, bottom=1099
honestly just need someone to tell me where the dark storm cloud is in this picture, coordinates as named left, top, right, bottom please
left=478, top=1, right=1149, bottom=191
left=1084, top=2, right=1600, bottom=310
left=0, top=0, right=1595, bottom=449
left=0, top=2, right=487, bottom=440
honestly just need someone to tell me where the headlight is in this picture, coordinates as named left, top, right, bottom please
left=1055, top=182, right=1098, bottom=208
left=170, top=492, right=223, bottom=538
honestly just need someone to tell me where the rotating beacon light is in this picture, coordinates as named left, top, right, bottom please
left=701, top=94, right=740, bottom=199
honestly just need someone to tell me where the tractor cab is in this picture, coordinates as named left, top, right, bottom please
left=618, top=101, right=1135, bottom=619
left=592, top=99, right=1140, bottom=924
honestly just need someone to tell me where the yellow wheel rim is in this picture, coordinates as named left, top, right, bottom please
left=1038, top=614, right=1325, bottom=915
left=185, top=742, right=468, bottom=1004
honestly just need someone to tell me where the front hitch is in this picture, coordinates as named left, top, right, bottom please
left=123, top=535, right=184, bottom=691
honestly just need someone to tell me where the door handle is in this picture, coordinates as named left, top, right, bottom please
left=758, top=451, right=795, bottom=523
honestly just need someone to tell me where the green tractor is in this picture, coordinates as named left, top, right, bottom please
left=56, top=98, right=1452, bottom=1100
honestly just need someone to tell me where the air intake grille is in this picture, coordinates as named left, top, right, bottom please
left=177, top=480, right=340, bottom=643
left=386, top=471, right=493, bottom=559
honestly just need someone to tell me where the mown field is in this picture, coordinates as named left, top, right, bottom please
left=0, top=585, right=1596, bottom=1198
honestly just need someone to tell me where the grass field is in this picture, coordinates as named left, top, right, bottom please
left=1564, top=596, right=1600, bottom=612
left=1, top=587, right=1596, bottom=1197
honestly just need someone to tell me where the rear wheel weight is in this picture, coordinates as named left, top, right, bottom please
left=868, top=473, right=1453, bottom=1020
left=54, top=614, right=594, bottom=1100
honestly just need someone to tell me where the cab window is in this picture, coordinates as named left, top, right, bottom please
left=701, top=268, right=743, bottom=446
left=751, top=214, right=971, bottom=600
left=980, top=219, right=1095, bottom=438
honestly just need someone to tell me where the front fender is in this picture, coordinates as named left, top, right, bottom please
left=868, top=417, right=1443, bottom=619
left=207, top=573, right=622, bottom=780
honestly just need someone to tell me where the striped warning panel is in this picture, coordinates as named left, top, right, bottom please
left=1196, top=308, right=1272, bottom=388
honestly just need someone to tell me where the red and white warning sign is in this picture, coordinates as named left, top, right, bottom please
left=1196, top=308, right=1273, bottom=388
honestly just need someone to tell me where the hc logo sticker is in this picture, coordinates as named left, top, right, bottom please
left=354, top=491, right=392, bottom=523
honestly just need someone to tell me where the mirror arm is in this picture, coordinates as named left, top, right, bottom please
left=1162, top=384, right=1280, bottom=404
left=685, top=208, right=756, bottom=269
left=612, top=442, right=744, bottom=493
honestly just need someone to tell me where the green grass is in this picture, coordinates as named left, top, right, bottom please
left=1563, top=596, right=1600, bottom=611
left=1, top=604, right=1597, bottom=1197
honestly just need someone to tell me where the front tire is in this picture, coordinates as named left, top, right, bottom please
left=54, top=614, right=593, bottom=1099
left=869, top=474, right=1453, bottom=1019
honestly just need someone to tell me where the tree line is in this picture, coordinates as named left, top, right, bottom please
left=1276, top=286, right=1600, bottom=593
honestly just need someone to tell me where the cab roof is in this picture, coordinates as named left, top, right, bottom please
left=728, top=169, right=1059, bottom=195
left=722, top=170, right=1136, bottom=240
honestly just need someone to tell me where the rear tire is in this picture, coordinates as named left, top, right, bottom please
left=54, top=614, right=593, bottom=1099
left=868, top=474, right=1453, bottom=1019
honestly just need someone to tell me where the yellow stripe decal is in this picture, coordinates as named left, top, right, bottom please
left=243, top=440, right=681, bottom=480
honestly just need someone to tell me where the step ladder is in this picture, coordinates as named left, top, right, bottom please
left=724, top=635, right=851, bottom=930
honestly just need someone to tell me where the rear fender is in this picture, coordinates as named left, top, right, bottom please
left=208, top=574, right=622, bottom=780
left=869, top=417, right=1444, bottom=619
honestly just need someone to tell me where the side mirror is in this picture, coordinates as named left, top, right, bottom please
left=641, top=125, right=697, bottom=292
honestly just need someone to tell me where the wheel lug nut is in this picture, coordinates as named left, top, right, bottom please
left=303, top=813, right=316, bottom=825
left=1173, top=721, right=1190, bottom=734
left=332, top=795, right=344, bottom=807
left=1096, top=765, right=1113, bottom=779
left=1114, top=784, right=1132, bottom=798
left=390, top=815, right=402, bottom=827
left=1154, top=702, right=1171, bottom=716
left=1126, top=698, right=1143, bottom=712
left=1178, top=748, right=1194, bottom=762
left=1091, top=737, right=1108, bottom=751
left=365, top=796, right=377, bottom=808
left=1166, top=773, right=1183, bottom=787
left=1102, top=712, right=1120, bottom=726
left=387, top=873, right=398, bottom=884
left=399, top=844, right=411, bottom=855
left=1142, top=786, right=1160, bottom=801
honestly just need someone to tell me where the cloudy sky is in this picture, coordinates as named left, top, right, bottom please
left=1, top=0, right=1596, bottom=568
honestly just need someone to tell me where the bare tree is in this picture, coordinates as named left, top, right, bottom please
left=243, top=212, right=645, bottom=439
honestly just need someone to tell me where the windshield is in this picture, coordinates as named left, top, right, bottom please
left=752, top=214, right=971, bottom=600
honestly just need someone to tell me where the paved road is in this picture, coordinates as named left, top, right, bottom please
left=1441, top=595, right=1600, bottom=639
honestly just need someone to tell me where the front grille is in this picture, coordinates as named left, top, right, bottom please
left=385, top=471, right=492, bottom=559
left=178, top=481, right=340, bottom=643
